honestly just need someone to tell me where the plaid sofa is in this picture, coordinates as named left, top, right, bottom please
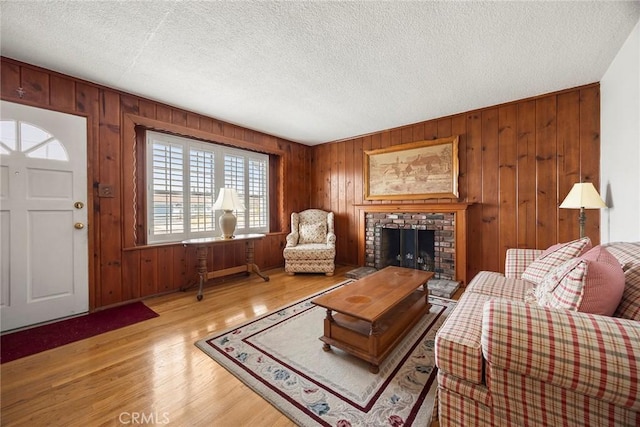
left=434, top=242, right=640, bottom=426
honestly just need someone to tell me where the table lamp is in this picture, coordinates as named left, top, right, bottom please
left=559, top=182, right=606, bottom=238
left=212, top=188, right=245, bottom=239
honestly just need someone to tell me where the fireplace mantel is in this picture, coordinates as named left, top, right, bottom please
left=354, top=203, right=472, bottom=285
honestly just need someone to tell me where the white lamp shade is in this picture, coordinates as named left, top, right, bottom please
left=559, top=182, right=607, bottom=209
left=212, top=188, right=245, bottom=211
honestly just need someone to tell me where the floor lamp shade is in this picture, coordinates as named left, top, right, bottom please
left=559, top=182, right=607, bottom=238
left=212, top=188, right=245, bottom=239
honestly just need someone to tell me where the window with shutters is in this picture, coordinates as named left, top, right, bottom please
left=146, top=131, right=269, bottom=243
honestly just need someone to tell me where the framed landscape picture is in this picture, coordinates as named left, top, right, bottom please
left=364, top=136, right=459, bottom=200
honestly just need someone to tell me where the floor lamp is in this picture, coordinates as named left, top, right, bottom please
left=559, top=182, right=607, bottom=238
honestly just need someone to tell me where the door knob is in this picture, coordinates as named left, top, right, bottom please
left=74, top=223, right=85, bottom=229
left=74, top=201, right=84, bottom=209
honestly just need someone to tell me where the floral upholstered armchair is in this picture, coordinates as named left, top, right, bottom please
left=283, top=209, right=336, bottom=276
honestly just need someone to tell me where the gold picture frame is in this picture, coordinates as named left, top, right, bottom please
left=364, top=136, right=459, bottom=200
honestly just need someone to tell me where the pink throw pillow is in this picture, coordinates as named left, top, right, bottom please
left=535, top=245, right=625, bottom=315
left=578, top=246, right=625, bottom=315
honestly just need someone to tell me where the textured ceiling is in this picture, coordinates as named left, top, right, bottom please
left=1, top=1, right=639, bottom=145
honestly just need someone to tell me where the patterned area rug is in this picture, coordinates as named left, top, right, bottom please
left=196, top=280, right=456, bottom=426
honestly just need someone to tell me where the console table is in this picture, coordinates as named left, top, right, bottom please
left=182, top=234, right=269, bottom=301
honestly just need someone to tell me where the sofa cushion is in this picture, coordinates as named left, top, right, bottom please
left=534, top=246, right=625, bottom=315
left=466, top=271, right=534, bottom=301
left=521, top=237, right=592, bottom=285
left=603, top=242, right=640, bottom=269
left=504, top=248, right=544, bottom=279
left=605, top=242, right=640, bottom=320
left=615, top=265, right=640, bottom=320
left=435, top=292, right=492, bottom=385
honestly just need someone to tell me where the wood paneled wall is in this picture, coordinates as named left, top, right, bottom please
left=1, top=57, right=601, bottom=308
left=309, top=84, right=601, bottom=281
left=1, top=58, right=311, bottom=310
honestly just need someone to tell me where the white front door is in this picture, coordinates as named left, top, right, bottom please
left=0, top=100, right=88, bottom=332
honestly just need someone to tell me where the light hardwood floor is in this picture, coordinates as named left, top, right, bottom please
left=1, top=266, right=451, bottom=426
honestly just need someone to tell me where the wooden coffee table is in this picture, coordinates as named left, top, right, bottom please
left=311, top=266, right=433, bottom=373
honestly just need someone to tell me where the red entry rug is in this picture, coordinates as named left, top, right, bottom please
left=1, top=301, right=159, bottom=364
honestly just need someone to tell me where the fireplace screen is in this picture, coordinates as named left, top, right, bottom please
left=376, top=226, right=435, bottom=271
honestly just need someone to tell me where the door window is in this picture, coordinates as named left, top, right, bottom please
left=0, top=120, right=69, bottom=161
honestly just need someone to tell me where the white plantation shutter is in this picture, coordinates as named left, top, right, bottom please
left=248, top=158, right=268, bottom=228
left=150, top=140, right=184, bottom=237
left=189, top=148, right=216, bottom=232
left=146, top=131, right=269, bottom=243
left=224, top=153, right=246, bottom=229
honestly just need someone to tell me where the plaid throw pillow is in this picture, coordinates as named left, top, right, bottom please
left=521, top=237, right=592, bottom=285
left=534, top=258, right=585, bottom=307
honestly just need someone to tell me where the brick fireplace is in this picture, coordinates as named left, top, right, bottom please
left=355, top=203, right=471, bottom=285
left=367, top=212, right=455, bottom=280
